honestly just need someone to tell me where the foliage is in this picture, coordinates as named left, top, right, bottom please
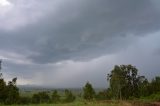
left=95, top=88, right=112, bottom=100
left=63, top=89, right=76, bottom=103
left=5, top=78, right=20, bottom=104
left=140, top=92, right=160, bottom=102
left=83, top=82, right=96, bottom=100
left=52, top=90, right=60, bottom=103
left=17, top=96, right=31, bottom=104
left=0, top=79, right=7, bottom=103
left=0, top=77, right=19, bottom=105
left=32, top=92, right=50, bottom=104
left=147, top=76, right=160, bottom=95
left=107, top=65, right=147, bottom=99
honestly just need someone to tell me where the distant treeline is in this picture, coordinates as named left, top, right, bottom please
left=0, top=63, right=160, bottom=105
left=0, top=78, right=76, bottom=104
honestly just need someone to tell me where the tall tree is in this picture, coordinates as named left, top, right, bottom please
left=0, top=60, right=20, bottom=104
left=83, top=82, right=95, bottom=100
left=107, top=65, right=125, bottom=99
left=0, top=60, right=6, bottom=103
left=107, top=65, right=146, bottom=99
left=5, top=77, right=19, bottom=104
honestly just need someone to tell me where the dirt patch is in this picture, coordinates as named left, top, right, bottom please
left=131, top=102, right=160, bottom=106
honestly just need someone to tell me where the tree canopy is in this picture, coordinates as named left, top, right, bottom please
left=107, top=65, right=146, bottom=99
left=83, top=82, right=95, bottom=100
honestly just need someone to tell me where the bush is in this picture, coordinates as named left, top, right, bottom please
left=63, top=89, right=76, bottom=103
left=151, top=92, right=160, bottom=102
left=32, top=94, right=40, bottom=104
left=32, top=92, right=51, bottom=104
left=52, top=90, right=60, bottom=103
left=96, top=89, right=112, bottom=100
left=140, top=92, right=160, bottom=102
left=17, top=97, right=31, bottom=104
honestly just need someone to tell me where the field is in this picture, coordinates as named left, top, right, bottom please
left=1, top=101, right=160, bottom=106
left=0, top=101, right=125, bottom=106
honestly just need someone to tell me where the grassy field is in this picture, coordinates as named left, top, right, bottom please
left=0, top=102, right=122, bottom=106
left=0, top=100, right=159, bottom=106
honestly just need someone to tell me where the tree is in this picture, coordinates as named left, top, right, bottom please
left=63, top=89, right=75, bottom=103
left=83, top=82, right=95, bottom=100
left=147, top=76, right=160, bottom=95
left=107, top=65, right=146, bottom=99
left=107, top=65, right=125, bottom=99
left=32, top=92, right=50, bottom=104
left=0, top=78, right=7, bottom=103
left=138, top=79, right=149, bottom=97
left=5, top=78, right=19, bottom=104
left=52, top=90, right=60, bottom=103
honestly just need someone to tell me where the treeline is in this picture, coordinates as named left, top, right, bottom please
left=83, top=65, right=160, bottom=101
left=23, top=89, right=75, bottom=104
left=0, top=78, right=76, bottom=104
left=0, top=61, right=76, bottom=105
left=0, top=63, right=160, bottom=105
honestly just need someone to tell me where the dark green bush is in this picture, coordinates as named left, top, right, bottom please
left=32, top=92, right=50, bottom=104
left=63, top=89, right=76, bottom=103
left=52, top=90, right=60, bottom=103
left=17, top=97, right=31, bottom=104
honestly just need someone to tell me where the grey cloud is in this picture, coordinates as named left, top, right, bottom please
left=1, top=0, right=160, bottom=64
left=25, top=0, right=160, bottom=63
left=0, top=0, right=160, bottom=87
left=154, top=49, right=160, bottom=56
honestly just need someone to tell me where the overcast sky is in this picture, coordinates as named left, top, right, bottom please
left=0, top=0, right=160, bottom=88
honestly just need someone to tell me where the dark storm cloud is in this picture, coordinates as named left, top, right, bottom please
left=1, top=0, right=159, bottom=64
left=28, top=0, right=160, bottom=63
left=0, top=0, right=160, bottom=87
left=155, top=49, right=160, bottom=55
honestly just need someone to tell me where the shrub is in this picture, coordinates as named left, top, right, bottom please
left=17, top=97, right=31, bottom=104
left=63, top=89, right=76, bottom=103
left=52, top=90, right=60, bottom=103
left=32, top=92, right=50, bottom=104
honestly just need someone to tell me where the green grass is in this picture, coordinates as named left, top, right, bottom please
left=0, top=101, right=120, bottom=106
left=139, top=92, right=160, bottom=102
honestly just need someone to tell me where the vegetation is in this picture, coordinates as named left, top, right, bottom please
left=63, top=89, right=76, bottom=103
left=107, top=65, right=147, bottom=99
left=106, top=65, right=160, bottom=101
left=95, top=88, right=112, bottom=100
left=0, top=60, right=160, bottom=105
left=52, top=90, right=60, bottom=103
left=32, top=92, right=50, bottom=104
left=0, top=76, right=19, bottom=104
left=83, top=82, right=95, bottom=100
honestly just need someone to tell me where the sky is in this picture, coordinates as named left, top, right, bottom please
left=0, top=0, right=160, bottom=88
